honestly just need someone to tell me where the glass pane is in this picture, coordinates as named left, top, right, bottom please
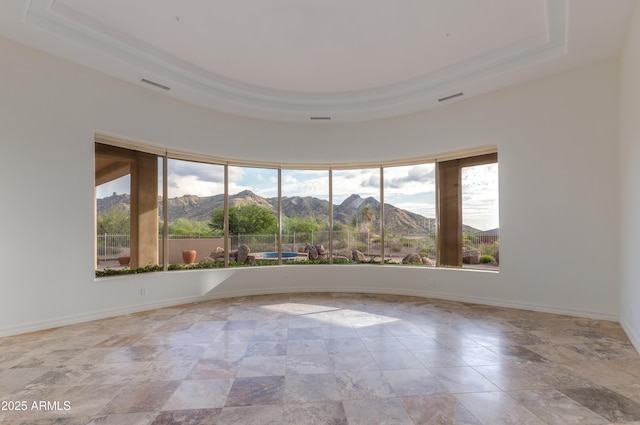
left=166, top=159, right=225, bottom=269
left=158, top=157, right=165, bottom=267
left=462, top=163, right=499, bottom=269
left=332, top=168, right=380, bottom=263
left=281, top=169, right=329, bottom=262
left=96, top=174, right=131, bottom=270
left=95, top=143, right=162, bottom=273
left=228, top=165, right=279, bottom=266
left=384, top=164, right=436, bottom=265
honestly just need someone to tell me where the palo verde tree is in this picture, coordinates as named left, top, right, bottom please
left=209, top=205, right=277, bottom=235
left=283, top=216, right=322, bottom=234
left=97, top=206, right=130, bottom=234
left=166, top=218, right=217, bottom=236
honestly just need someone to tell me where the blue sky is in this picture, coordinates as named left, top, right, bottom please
left=97, top=160, right=499, bottom=230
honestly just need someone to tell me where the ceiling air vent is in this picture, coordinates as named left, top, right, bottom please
left=141, top=78, right=171, bottom=91
left=438, top=92, right=463, bottom=102
left=310, top=117, right=331, bottom=120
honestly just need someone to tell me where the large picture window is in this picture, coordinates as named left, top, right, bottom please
left=95, top=140, right=498, bottom=275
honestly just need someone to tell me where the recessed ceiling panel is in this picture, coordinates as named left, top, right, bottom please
left=53, top=0, right=548, bottom=93
left=1, top=0, right=632, bottom=121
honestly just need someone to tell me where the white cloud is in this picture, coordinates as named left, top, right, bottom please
left=391, top=200, right=436, bottom=218
left=332, top=169, right=380, bottom=202
left=281, top=170, right=329, bottom=199
left=168, top=175, right=224, bottom=198
left=384, top=164, right=435, bottom=189
left=96, top=175, right=130, bottom=198
left=462, top=163, right=499, bottom=230
left=166, top=159, right=225, bottom=197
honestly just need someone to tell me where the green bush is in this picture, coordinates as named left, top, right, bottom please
left=166, top=218, right=216, bottom=236
left=479, top=255, right=495, bottom=264
left=95, top=261, right=229, bottom=277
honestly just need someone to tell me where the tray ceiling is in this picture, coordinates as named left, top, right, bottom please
left=0, top=0, right=636, bottom=122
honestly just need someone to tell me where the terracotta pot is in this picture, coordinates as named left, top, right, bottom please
left=182, top=250, right=197, bottom=264
left=117, top=256, right=130, bottom=266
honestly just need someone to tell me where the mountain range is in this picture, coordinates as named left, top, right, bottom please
left=97, top=190, right=480, bottom=234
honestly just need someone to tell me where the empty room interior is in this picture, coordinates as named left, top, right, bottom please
left=2, top=0, right=640, bottom=424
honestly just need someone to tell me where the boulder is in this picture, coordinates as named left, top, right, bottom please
left=352, top=250, right=366, bottom=262
left=462, top=250, right=481, bottom=264
left=421, top=256, right=436, bottom=266
left=211, top=246, right=225, bottom=257
left=305, top=243, right=318, bottom=260
left=199, top=256, right=216, bottom=264
left=237, top=244, right=250, bottom=263
left=402, top=253, right=423, bottom=264
left=335, top=249, right=350, bottom=258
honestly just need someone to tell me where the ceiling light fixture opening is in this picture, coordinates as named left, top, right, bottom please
left=438, top=92, right=463, bottom=102
left=141, top=78, right=171, bottom=91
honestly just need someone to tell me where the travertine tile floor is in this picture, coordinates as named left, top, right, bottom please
left=1, top=292, right=640, bottom=425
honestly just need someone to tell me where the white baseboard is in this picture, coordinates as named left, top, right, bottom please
left=0, top=286, right=620, bottom=337
left=0, top=294, right=208, bottom=338
left=199, top=285, right=620, bottom=321
left=620, top=316, right=640, bottom=353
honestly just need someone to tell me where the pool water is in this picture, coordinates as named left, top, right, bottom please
left=261, top=252, right=299, bottom=259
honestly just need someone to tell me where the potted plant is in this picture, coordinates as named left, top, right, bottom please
left=182, top=250, right=197, bottom=264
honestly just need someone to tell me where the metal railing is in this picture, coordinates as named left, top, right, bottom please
left=97, top=230, right=498, bottom=266
left=231, top=231, right=439, bottom=262
left=463, top=230, right=500, bottom=263
left=97, top=234, right=130, bottom=261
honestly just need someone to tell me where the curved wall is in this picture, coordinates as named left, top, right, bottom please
left=620, top=2, right=640, bottom=350
left=0, top=36, right=621, bottom=336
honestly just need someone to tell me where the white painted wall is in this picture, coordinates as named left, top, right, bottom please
left=620, top=2, right=640, bottom=351
left=0, top=36, right=621, bottom=336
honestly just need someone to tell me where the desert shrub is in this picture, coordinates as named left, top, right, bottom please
left=420, top=246, right=436, bottom=259
left=479, top=241, right=499, bottom=258
left=479, top=255, right=495, bottom=264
